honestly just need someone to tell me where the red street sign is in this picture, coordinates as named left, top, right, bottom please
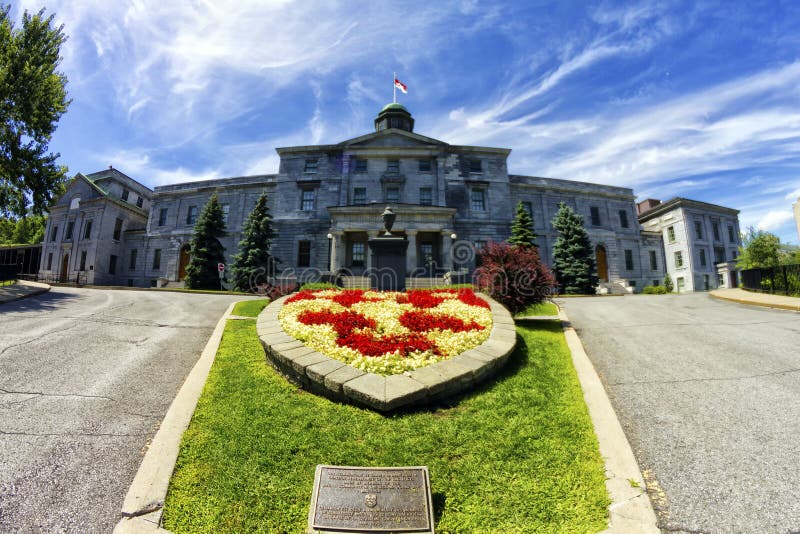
left=218, top=263, right=225, bottom=272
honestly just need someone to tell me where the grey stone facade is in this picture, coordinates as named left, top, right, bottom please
left=40, top=104, right=740, bottom=293
left=638, top=198, right=742, bottom=292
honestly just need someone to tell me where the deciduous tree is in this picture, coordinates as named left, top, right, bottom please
left=184, top=194, right=227, bottom=290
left=736, top=227, right=780, bottom=269
left=551, top=202, right=598, bottom=294
left=0, top=6, right=70, bottom=217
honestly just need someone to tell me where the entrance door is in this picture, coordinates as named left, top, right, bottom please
left=178, top=245, right=191, bottom=280
left=595, top=245, right=608, bottom=282
left=60, top=254, right=69, bottom=283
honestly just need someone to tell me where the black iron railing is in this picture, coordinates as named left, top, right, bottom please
left=0, top=264, right=18, bottom=282
left=740, top=264, right=800, bottom=297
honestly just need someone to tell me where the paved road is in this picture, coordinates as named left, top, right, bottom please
left=559, top=293, right=800, bottom=533
left=0, top=287, right=250, bottom=533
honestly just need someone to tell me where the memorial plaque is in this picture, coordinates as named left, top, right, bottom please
left=308, top=465, right=434, bottom=533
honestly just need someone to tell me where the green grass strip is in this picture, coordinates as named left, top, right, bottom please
left=231, top=299, right=269, bottom=317
left=516, top=301, right=559, bottom=317
left=162, top=320, right=609, bottom=533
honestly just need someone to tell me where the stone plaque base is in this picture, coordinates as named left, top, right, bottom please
left=308, top=465, right=434, bottom=533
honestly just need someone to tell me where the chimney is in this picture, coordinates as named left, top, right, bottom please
left=637, top=199, right=661, bottom=216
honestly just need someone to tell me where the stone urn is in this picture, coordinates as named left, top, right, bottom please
left=382, top=206, right=396, bottom=236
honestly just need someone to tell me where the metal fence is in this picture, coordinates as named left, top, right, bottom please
left=739, top=264, right=800, bottom=297
left=0, top=264, right=18, bottom=282
left=17, top=272, right=88, bottom=286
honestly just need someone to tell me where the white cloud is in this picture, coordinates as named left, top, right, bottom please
left=756, top=210, right=794, bottom=231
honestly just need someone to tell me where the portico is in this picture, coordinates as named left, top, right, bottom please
left=327, top=204, right=456, bottom=276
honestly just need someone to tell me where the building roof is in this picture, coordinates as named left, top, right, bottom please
left=637, top=197, right=739, bottom=222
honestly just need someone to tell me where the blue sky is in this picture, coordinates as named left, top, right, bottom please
left=13, top=0, right=800, bottom=243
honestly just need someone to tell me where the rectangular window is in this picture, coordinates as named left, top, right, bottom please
left=121, top=189, right=130, bottom=201
left=221, top=204, right=230, bottom=225
left=624, top=249, right=634, bottom=270
left=129, top=249, right=138, bottom=270
left=186, top=206, right=198, bottom=225
left=667, top=226, right=676, bottom=243
left=351, top=242, right=365, bottom=267
left=677, top=277, right=685, bottom=293
left=653, top=279, right=660, bottom=286
left=301, top=189, right=315, bottom=211
left=619, top=210, right=629, bottom=228
left=590, top=206, right=601, bottom=226
left=418, top=159, right=432, bottom=172
left=717, top=273, right=724, bottom=287
left=522, top=201, right=533, bottom=217
left=419, top=187, right=433, bottom=206
left=109, top=254, right=117, bottom=275
left=471, top=189, right=486, bottom=211
left=297, top=240, right=311, bottom=267
left=83, top=220, right=92, bottom=239
left=353, top=187, right=367, bottom=205
left=79, top=251, right=87, bottom=271
left=136, top=196, right=144, bottom=208
left=158, top=208, right=168, bottom=226
left=699, top=248, right=707, bottom=267
left=714, top=247, right=725, bottom=263
left=387, top=159, right=399, bottom=173
left=152, top=249, right=162, bottom=270
left=728, top=225, right=735, bottom=242
left=713, top=222, right=721, bottom=241
left=649, top=250, right=658, bottom=270
left=304, top=159, right=318, bottom=173
left=385, top=187, right=400, bottom=203
left=113, top=218, right=123, bottom=240
left=674, top=251, right=683, bottom=268
left=354, top=158, right=367, bottom=173
left=50, top=225, right=58, bottom=242
left=694, top=220, right=703, bottom=240
left=65, top=221, right=74, bottom=240
left=469, top=159, right=482, bottom=173
left=47, top=253, right=53, bottom=270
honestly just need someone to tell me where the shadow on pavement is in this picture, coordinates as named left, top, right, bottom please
left=0, top=289, right=80, bottom=313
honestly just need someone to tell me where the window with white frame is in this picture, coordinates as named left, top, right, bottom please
left=301, top=189, right=316, bottom=211
left=674, top=250, right=683, bottom=268
left=470, top=189, right=486, bottom=211
left=304, top=159, right=318, bottom=173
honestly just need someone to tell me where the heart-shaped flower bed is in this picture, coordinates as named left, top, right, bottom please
left=278, top=288, right=493, bottom=375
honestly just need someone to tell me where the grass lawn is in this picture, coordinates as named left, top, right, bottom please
left=516, top=301, right=559, bottom=317
left=161, top=318, right=609, bottom=533
left=231, top=299, right=269, bottom=317
left=0, top=279, right=15, bottom=287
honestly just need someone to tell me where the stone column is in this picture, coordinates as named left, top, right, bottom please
left=366, top=230, right=379, bottom=270
left=329, top=231, right=344, bottom=272
left=406, top=230, right=418, bottom=273
left=440, top=230, right=453, bottom=273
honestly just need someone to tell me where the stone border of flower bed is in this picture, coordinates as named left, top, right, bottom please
left=257, top=293, right=517, bottom=412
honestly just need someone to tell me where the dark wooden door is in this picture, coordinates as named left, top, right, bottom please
left=178, top=245, right=190, bottom=280
left=595, top=245, right=608, bottom=282
left=60, top=254, right=69, bottom=283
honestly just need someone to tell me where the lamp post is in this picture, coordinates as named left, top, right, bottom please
left=326, top=233, right=333, bottom=273
left=450, top=233, right=457, bottom=278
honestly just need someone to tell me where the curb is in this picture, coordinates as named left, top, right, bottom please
left=558, top=308, right=659, bottom=533
left=709, top=291, right=800, bottom=312
left=113, top=301, right=237, bottom=534
left=0, top=280, right=51, bottom=304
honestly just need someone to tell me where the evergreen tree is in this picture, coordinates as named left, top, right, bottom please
left=230, top=191, right=279, bottom=292
left=508, top=201, right=537, bottom=248
left=663, top=273, right=674, bottom=293
left=551, top=202, right=598, bottom=294
left=184, top=194, right=227, bottom=290
left=0, top=7, right=71, bottom=217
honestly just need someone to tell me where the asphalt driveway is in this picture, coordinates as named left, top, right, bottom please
left=0, top=287, right=251, bottom=533
left=559, top=293, right=800, bottom=532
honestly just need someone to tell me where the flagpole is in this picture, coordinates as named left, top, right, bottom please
left=393, top=71, right=396, bottom=103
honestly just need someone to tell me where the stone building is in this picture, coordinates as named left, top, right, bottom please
left=39, top=168, right=151, bottom=285
left=638, top=198, right=742, bottom=291
left=39, top=104, right=739, bottom=292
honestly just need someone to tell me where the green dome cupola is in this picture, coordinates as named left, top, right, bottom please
left=374, top=103, right=414, bottom=133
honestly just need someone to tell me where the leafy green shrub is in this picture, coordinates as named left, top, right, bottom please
left=643, top=285, right=667, bottom=295
left=298, top=282, right=340, bottom=291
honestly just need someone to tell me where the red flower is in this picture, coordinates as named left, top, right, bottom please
left=399, top=310, right=484, bottom=333
left=457, top=288, right=490, bottom=309
left=286, top=290, right=318, bottom=304
left=337, top=332, right=440, bottom=357
left=297, top=309, right=376, bottom=337
left=403, top=290, right=445, bottom=309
